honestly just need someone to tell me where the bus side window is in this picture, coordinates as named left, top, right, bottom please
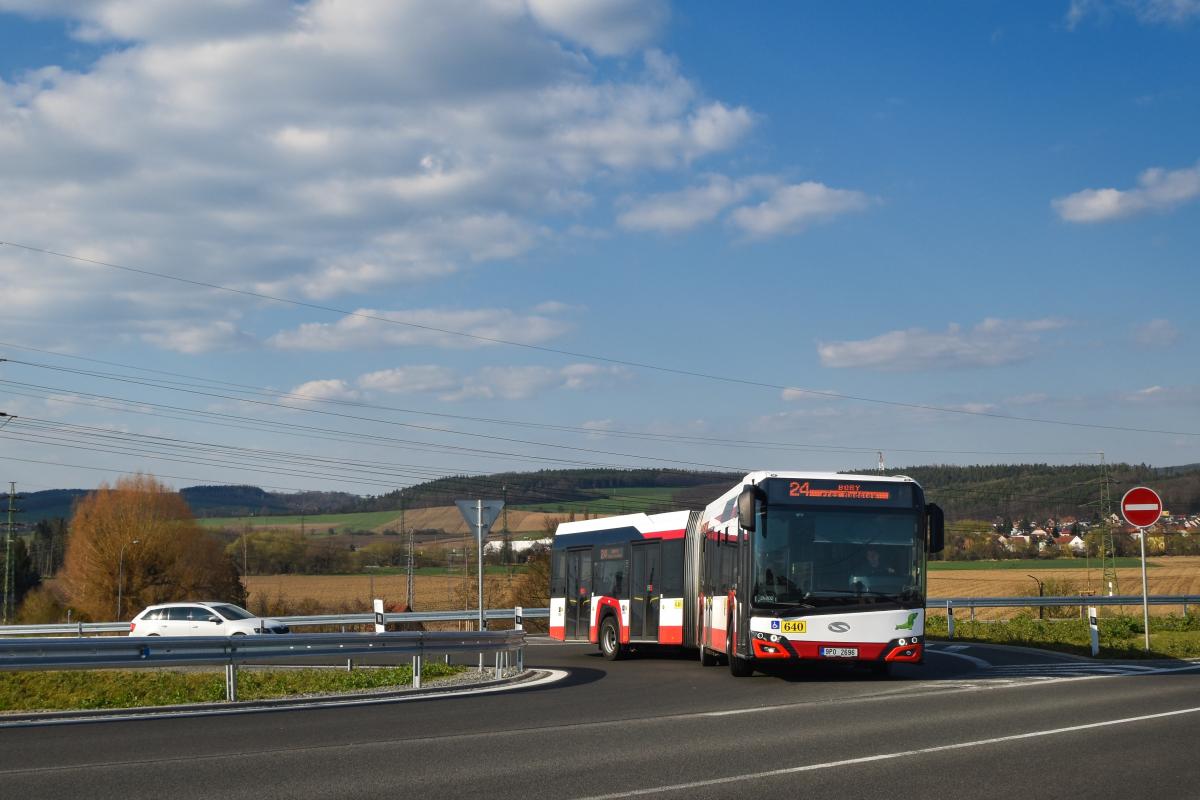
left=720, top=528, right=735, bottom=591
left=661, top=540, right=683, bottom=596
left=551, top=549, right=565, bottom=597
left=700, top=532, right=710, bottom=594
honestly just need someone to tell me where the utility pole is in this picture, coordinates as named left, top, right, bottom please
left=501, top=483, right=511, bottom=567
left=401, top=488, right=414, bottom=610
left=1098, top=452, right=1119, bottom=597
left=3, top=481, right=21, bottom=625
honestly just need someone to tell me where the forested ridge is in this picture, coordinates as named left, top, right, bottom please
left=14, top=463, right=1200, bottom=527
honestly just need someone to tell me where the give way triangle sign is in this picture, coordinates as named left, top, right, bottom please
left=455, top=499, right=505, bottom=533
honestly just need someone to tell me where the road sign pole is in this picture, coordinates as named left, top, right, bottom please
left=477, top=499, right=485, bottom=636
left=1140, top=526, right=1150, bottom=652
left=1120, top=487, right=1161, bottom=654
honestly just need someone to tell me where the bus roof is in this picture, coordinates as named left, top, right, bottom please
left=703, top=471, right=922, bottom=519
left=554, top=509, right=692, bottom=538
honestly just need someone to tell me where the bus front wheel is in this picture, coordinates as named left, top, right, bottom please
left=599, top=616, right=623, bottom=661
left=728, top=636, right=754, bottom=678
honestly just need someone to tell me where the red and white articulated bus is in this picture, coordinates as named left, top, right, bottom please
left=549, top=472, right=944, bottom=677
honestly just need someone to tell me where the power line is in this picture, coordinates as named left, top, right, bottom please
left=3, top=240, right=1196, bottom=438
left=0, top=365, right=751, bottom=472
left=0, top=345, right=1109, bottom=458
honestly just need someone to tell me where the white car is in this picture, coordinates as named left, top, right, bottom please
left=129, top=601, right=290, bottom=636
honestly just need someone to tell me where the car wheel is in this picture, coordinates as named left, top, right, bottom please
left=232, top=632, right=247, bottom=637
left=148, top=633, right=160, bottom=637
left=599, top=615, right=622, bottom=661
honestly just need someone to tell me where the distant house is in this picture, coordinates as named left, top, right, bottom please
left=1054, top=534, right=1086, bottom=554
left=1006, top=533, right=1033, bottom=551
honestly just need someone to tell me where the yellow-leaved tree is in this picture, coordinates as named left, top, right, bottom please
left=59, top=474, right=245, bottom=620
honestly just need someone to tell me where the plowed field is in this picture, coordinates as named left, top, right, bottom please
left=243, top=557, right=1200, bottom=619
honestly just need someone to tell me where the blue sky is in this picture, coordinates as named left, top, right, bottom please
left=0, top=0, right=1197, bottom=495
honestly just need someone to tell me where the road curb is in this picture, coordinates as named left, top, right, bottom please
left=0, top=668, right=548, bottom=726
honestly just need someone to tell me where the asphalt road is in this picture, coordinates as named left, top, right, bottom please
left=1, top=638, right=1198, bottom=799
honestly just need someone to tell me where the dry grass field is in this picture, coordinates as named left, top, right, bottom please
left=243, top=557, right=1200, bottom=619
left=243, top=573, right=522, bottom=614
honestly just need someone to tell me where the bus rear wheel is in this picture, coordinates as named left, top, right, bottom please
left=599, top=616, right=623, bottom=661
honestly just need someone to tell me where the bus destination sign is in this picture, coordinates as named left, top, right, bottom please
left=765, top=478, right=914, bottom=508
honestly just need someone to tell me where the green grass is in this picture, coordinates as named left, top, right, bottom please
left=929, top=557, right=1148, bottom=571
left=515, top=486, right=678, bottom=515
left=197, top=510, right=402, bottom=532
left=926, top=613, right=1200, bottom=659
left=0, top=662, right=465, bottom=713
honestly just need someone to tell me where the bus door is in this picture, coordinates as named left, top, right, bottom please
left=564, top=548, right=592, bottom=640
left=630, top=541, right=661, bottom=640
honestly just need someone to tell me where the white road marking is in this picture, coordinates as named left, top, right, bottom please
left=926, top=644, right=992, bottom=668
left=572, top=704, right=1200, bottom=800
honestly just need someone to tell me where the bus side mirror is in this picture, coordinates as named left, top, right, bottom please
left=738, top=487, right=764, bottom=532
left=926, top=503, right=944, bottom=554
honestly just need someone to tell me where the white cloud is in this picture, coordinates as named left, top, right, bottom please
left=1121, top=384, right=1200, bottom=405
left=1067, top=0, right=1200, bottom=28
left=140, top=320, right=255, bottom=354
left=781, top=388, right=838, bottom=402
left=356, top=366, right=461, bottom=395
left=818, top=318, right=1068, bottom=371
left=729, top=182, right=873, bottom=238
left=527, top=0, right=669, bottom=56
left=1133, top=318, right=1180, bottom=347
left=288, top=378, right=359, bottom=403
left=617, top=175, right=767, bottom=233
left=351, top=362, right=626, bottom=402
left=0, top=1, right=754, bottom=345
left=268, top=307, right=571, bottom=352
left=1053, top=161, right=1200, bottom=222
left=559, top=363, right=630, bottom=389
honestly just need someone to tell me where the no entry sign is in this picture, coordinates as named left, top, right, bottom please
left=1121, top=486, right=1163, bottom=529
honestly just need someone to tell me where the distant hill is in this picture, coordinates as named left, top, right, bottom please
left=14, top=489, right=89, bottom=523
left=13, top=463, right=1200, bottom=528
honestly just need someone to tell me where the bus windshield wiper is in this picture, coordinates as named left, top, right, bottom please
left=754, top=602, right=815, bottom=614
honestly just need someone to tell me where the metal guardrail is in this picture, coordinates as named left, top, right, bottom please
left=0, top=607, right=552, bottom=638
left=929, top=595, right=1197, bottom=612
left=0, top=629, right=527, bottom=701
left=0, top=597, right=1194, bottom=638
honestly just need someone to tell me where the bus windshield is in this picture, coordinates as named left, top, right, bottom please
left=752, top=506, right=923, bottom=610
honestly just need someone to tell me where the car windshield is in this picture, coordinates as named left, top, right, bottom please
left=752, top=506, right=924, bottom=609
left=209, top=604, right=255, bottom=620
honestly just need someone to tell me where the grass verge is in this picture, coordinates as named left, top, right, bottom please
left=926, top=612, right=1200, bottom=659
left=0, top=662, right=465, bottom=713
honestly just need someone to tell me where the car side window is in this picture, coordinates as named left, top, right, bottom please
left=167, top=607, right=192, bottom=621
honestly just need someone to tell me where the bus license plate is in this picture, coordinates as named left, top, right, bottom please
left=820, top=647, right=858, bottom=658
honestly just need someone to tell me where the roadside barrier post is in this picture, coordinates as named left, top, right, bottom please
left=412, top=654, right=422, bottom=688
left=947, top=601, right=955, bottom=640
left=225, top=663, right=238, bottom=702
left=1088, top=606, right=1099, bottom=657
left=515, top=606, right=524, bottom=672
